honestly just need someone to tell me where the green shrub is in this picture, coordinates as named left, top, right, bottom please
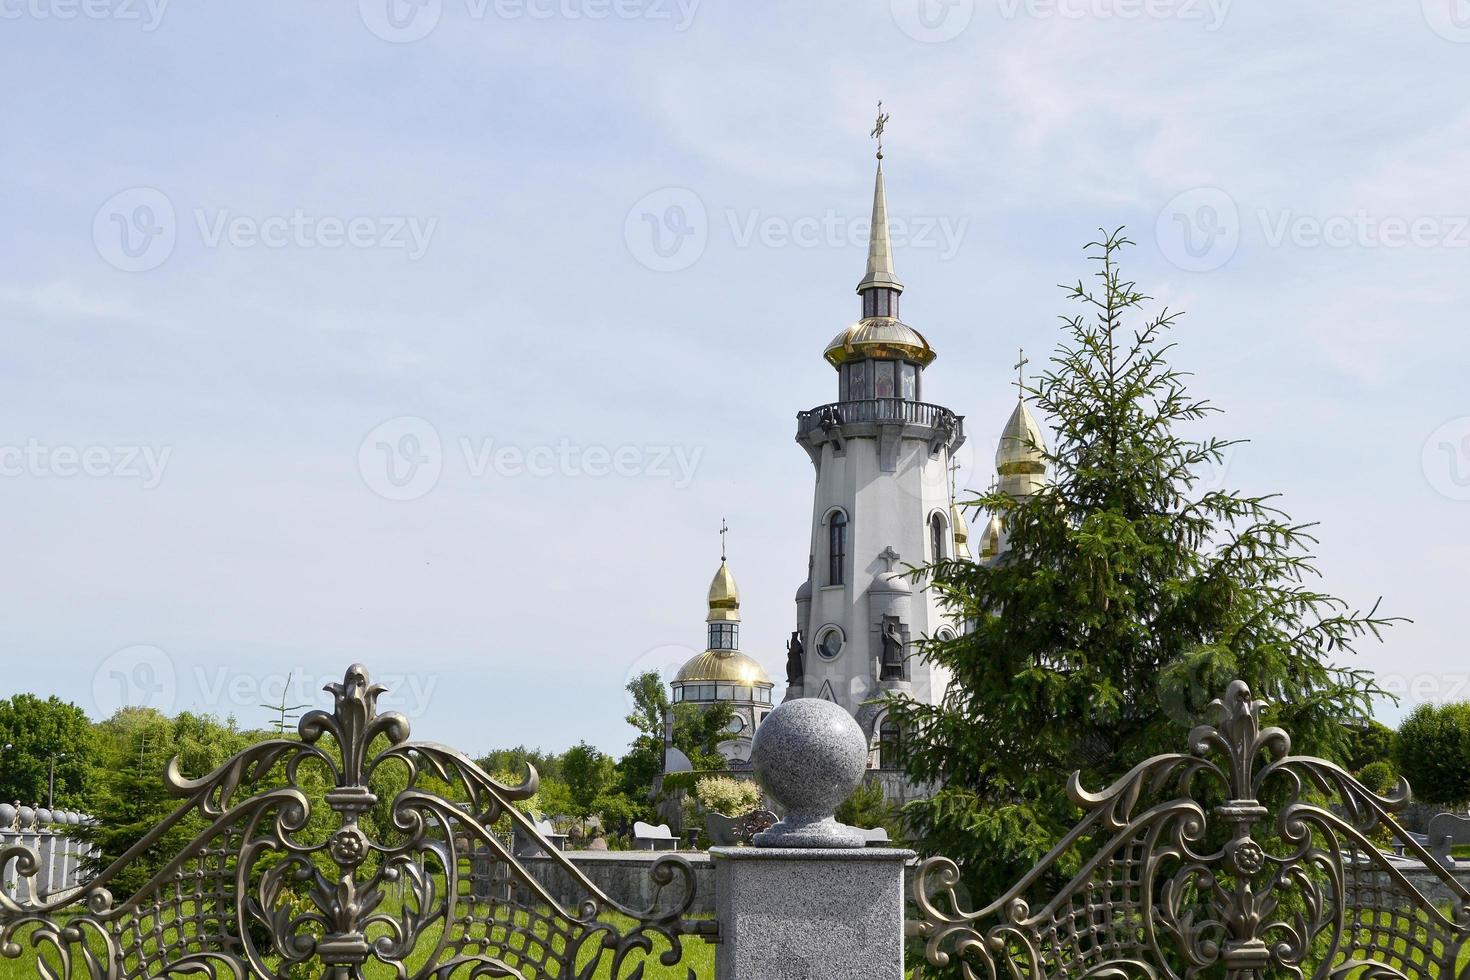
left=1354, top=760, right=1396, bottom=796
left=693, top=775, right=761, bottom=817
left=1395, top=702, right=1470, bottom=806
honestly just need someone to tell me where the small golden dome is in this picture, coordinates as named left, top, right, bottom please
left=673, top=650, right=773, bottom=687
left=979, top=514, right=1002, bottom=560
left=707, top=560, right=740, bottom=624
left=996, top=399, right=1046, bottom=475
left=950, top=501, right=972, bottom=559
left=824, top=317, right=936, bottom=368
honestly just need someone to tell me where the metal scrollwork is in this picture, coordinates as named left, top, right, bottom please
left=908, top=680, right=1470, bottom=980
left=0, top=664, right=706, bottom=979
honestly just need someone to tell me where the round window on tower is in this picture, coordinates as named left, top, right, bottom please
left=816, top=626, right=845, bottom=661
left=725, top=715, right=746, bottom=735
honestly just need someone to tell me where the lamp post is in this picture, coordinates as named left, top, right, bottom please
left=47, top=752, right=65, bottom=810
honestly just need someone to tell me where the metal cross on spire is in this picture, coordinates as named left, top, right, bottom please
left=871, top=101, right=890, bottom=160
left=949, top=455, right=962, bottom=500
left=719, top=518, right=729, bottom=562
left=1013, top=347, right=1030, bottom=396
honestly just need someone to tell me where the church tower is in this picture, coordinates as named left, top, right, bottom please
left=669, top=536, right=775, bottom=767
left=784, top=115, right=966, bottom=741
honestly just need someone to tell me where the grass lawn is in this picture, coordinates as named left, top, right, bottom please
left=0, top=910, right=715, bottom=979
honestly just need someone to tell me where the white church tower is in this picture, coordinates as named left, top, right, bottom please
left=783, top=114, right=966, bottom=744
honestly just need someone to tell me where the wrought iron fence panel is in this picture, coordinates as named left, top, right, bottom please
left=0, top=665, right=705, bottom=979
left=907, top=681, right=1470, bottom=980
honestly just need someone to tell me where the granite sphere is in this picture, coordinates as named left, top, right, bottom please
left=750, top=697, right=869, bottom=848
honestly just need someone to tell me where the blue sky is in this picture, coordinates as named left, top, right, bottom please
left=1, top=1, right=1468, bottom=757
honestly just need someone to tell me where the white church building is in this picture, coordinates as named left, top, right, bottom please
left=665, top=125, right=1048, bottom=791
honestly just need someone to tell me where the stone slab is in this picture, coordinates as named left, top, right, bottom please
left=711, top=847, right=914, bottom=980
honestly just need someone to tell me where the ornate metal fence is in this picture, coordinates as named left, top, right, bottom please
left=907, top=681, right=1470, bottom=980
left=0, top=665, right=707, bottom=979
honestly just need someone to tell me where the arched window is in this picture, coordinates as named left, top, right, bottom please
left=879, top=719, right=903, bottom=770
left=828, top=511, right=848, bottom=585
left=930, top=513, right=947, bottom=561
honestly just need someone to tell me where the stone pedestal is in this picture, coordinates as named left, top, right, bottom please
left=711, top=847, right=913, bottom=980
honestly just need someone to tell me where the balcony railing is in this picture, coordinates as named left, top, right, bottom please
left=796, top=398, right=959, bottom=436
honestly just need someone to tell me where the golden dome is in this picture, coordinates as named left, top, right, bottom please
left=950, top=501, right=972, bottom=559
left=996, top=399, right=1046, bottom=475
left=979, top=514, right=1003, bottom=560
left=674, top=650, right=773, bottom=687
left=824, top=317, right=936, bottom=368
left=707, top=560, right=740, bottom=624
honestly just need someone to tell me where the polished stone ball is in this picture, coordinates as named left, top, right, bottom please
left=750, top=697, right=869, bottom=848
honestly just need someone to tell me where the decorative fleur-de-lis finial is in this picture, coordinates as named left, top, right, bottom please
left=871, top=101, right=890, bottom=160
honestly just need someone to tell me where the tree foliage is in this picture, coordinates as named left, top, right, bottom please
left=835, top=780, right=904, bottom=841
left=0, top=694, right=93, bottom=807
left=563, top=741, right=612, bottom=830
left=78, top=708, right=261, bottom=897
left=1343, top=719, right=1396, bottom=774
left=891, top=231, right=1394, bottom=899
left=1395, top=702, right=1470, bottom=806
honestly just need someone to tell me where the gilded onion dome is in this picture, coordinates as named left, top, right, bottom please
left=707, top=560, right=739, bottom=624
left=978, top=513, right=1003, bottom=560
left=996, top=399, right=1046, bottom=474
left=824, top=318, right=935, bottom=368
left=950, top=500, right=972, bottom=560
left=673, top=557, right=774, bottom=688
left=673, top=650, right=773, bottom=686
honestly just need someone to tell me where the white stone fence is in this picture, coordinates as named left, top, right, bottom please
left=0, top=803, right=97, bottom=905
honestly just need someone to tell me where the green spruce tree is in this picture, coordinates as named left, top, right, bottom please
left=890, top=230, right=1395, bottom=898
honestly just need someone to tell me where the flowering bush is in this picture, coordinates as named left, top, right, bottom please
left=694, top=775, right=762, bottom=817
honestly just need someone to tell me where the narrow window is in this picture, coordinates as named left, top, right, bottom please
left=930, top=513, right=946, bottom=561
left=879, top=720, right=903, bottom=769
left=873, top=361, right=895, bottom=399
left=828, top=512, right=847, bottom=585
